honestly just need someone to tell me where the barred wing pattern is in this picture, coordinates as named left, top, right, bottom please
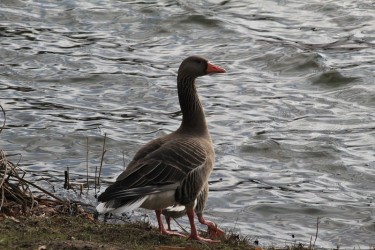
left=97, top=135, right=213, bottom=210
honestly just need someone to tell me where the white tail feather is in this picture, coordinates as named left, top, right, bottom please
left=96, top=196, right=147, bottom=215
left=164, top=204, right=186, bottom=212
left=164, top=198, right=197, bottom=213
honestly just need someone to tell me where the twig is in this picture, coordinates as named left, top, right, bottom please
left=0, top=151, right=10, bottom=190
left=0, top=104, right=6, bottom=134
left=41, top=178, right=56, bottom=193
left=86, top=137, right=89, bottom=191
left=312, top=216, right=320, bottom=249
left=94, top=165, right=98, bottom=196
left=64, top=167, right=70, bottom=190
left=122, top=151, right=126, bottom=170
left=8, top=172, right=63, bottom=202
left=97, top=133, right=107, bottom=188
left=172, top=217, right=189, bottom=234
left=0, top=187, right=5, bottom=212
left=3, top=184, right=26, bottom=204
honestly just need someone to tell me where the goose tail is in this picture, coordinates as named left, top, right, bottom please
left=96, top=196, right=147, bottom=215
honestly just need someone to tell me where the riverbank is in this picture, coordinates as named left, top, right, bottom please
left=0, top=215, right=236, bottom=250
left=0, top=214, right=311, bottom=250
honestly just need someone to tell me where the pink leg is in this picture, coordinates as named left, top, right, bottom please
left=198, top=215, right=225, bottom=239
left=187, top=208, right=220, bottom=243
left=155, top=210, right=185, bottom=237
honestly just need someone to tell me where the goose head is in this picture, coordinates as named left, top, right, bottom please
left=178, top=56, right=226, bottom=80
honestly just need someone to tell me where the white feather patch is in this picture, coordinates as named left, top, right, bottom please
left=164, top=205, right=186, bottom=212
left=96, top=196, right=147, bottom=214
left=164, top=198, right=197, bottom=212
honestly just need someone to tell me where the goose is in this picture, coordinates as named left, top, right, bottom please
left=96, top=56, right=226, bottom=242
left=163, top=182, right=225, bottom=239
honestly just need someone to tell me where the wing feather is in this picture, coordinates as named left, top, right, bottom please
left=98, top=135, right=212, bottom=206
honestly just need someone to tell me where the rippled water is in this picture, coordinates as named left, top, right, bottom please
left=1, top=0, right=375, bottom=248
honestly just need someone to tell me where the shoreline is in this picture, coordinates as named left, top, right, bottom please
left=0, top=214, right=310, bottom=250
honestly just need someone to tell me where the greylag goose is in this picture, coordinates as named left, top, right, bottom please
left=96, top=56, right=226, bottom=242
left=163, top=182, right=225, bottom=239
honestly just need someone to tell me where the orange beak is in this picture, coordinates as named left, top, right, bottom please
left=206, top=62, right=226, bottom=74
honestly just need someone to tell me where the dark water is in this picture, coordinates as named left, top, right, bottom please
left=1, top=0, right=375, bottom=248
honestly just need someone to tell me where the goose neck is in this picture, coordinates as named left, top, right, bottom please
left=177, top=75, right=208, bottom=135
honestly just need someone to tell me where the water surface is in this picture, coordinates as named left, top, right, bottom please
left=1, top=0, right=375, bottom=248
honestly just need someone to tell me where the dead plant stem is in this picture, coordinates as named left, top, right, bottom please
left=86, top=137, right=89, bottom=191
left=97, top=133, right=107, bottom=187
left=313, top=216, right=320, bottom=249
left=0, top=104, right=6, bottom=134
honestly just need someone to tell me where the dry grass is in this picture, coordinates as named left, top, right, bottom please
left=0, top=149, right=93, bottom=219
left=0, top=104, right=92, bottom=219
